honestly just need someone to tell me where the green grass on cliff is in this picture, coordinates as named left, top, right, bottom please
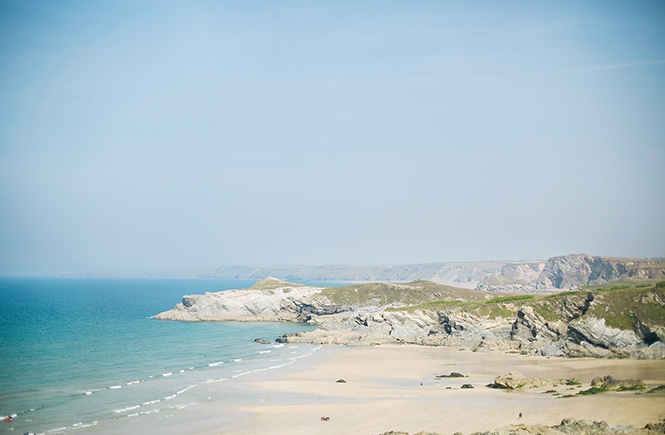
left=318, top=281, right=490, bottom=307
left=395, top=293, right=533, bottom=318
left=486, top=295, right=534, bottom=303
left=249, top=278, right=305, bottom=290
left=250, top=278, right=665, bottom=332
left=531, top=304, right=560, bottom=322
left=388, top=281, right=665, bottom=330
left=582, top=284, right=665, bottom=330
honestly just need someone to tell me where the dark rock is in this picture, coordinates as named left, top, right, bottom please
left=434, top=372, right=466, bottom=379
left=487, top=372, right=530, bottom=389
left=254, top=338, right=270, bottom=344
left=644, top=422, right=665, bottom=432
left=591, top=375, right=645, bottom=391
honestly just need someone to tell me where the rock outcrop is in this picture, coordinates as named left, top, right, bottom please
left=477, top=255, right=665, bottom=292
left=154, top=278, right=665, bottom=358
left=153, top=278, right=324, bottom=322
left=487, top=372, right=580, bottom=389
left=590, top=376, right=645, bottom=391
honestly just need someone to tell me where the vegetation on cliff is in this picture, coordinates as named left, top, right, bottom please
left=380, top=280, right=664, bottom=329
left=155, top=277, right=665, bottom=357
left=317, top=280, right=490, bottom=306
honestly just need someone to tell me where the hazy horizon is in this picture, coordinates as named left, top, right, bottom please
left=2, top=1, right=664, bottom=276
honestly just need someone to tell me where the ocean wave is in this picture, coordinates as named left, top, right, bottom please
left=109, top=385, right=122, bottom=389
left=258, top=350, right=271, bottom=354
left=177, top=384, right=198, bottom=395
left=208, top=361, right=224, bottom=367
left=139, top=409, right=160, bottom=415
left=114, top=405, right=140, bottom=413
left=48, top=421, right=99, bottom=433
left=162, top=372, right=172, bottom=377
left=74, top=422, right=96, bottom=429
left=231, top=361, right=292, bottom=379
left=142, top=399, right=161, bottom=406
left=290, top=345, right=322, bottom=360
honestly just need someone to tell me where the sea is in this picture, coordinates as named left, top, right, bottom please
left=0, top=278, right=328, bottom=435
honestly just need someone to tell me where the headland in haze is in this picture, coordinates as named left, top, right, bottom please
left=148, top=254, right=665, bottom=434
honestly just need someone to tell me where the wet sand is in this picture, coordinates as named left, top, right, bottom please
left=226, top=345, right=665, bottom=435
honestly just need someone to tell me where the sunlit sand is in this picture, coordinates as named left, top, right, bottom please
left=226, top=345, right=665, bottom=435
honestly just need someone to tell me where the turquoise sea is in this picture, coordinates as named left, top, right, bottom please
left=0, top=278, right=322, bottom=434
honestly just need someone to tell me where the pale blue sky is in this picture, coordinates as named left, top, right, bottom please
left=1, top=1, right=664, bottom=275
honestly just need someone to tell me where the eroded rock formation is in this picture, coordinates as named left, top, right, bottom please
left=477, top=255, right=665, bottom=293
left=154, top=277, right=665, bottom=358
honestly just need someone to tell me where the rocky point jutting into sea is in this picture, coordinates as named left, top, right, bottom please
left=154, top=254, right=665, bottom=359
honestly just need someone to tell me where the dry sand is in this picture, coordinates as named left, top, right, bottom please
left=225, top=345, right=665, bottom=435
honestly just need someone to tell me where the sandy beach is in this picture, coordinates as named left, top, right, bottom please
left=225, top=345, right=665, bottom=435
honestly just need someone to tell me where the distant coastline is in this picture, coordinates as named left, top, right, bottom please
left=62, top=254, right=665, bottom=293
left=58, top=260, right=506, bottom=286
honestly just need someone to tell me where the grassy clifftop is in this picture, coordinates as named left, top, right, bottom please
left=392, top=281, right=665, bottom=331
left=314, top=279, right=665, bottom=332
left=316, top=280, right=492, bottom=307
left=244, top=278, right=664, bottom=333
left=581, top=282, right=665, bottom=329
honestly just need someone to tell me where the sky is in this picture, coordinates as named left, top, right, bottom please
left=1, top=1, right=664, bottom=275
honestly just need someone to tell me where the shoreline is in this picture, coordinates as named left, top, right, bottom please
left=224, top=344, right=665, bottom=435
left=82, top=344, right=344, bottom=435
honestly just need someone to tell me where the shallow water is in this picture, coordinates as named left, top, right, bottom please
left=0, top=278, right=320, bottom=434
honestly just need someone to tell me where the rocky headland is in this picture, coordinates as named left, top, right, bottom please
left=477, top=255, right=665, bottom=293
left=154, top=263, right=665, bottom=358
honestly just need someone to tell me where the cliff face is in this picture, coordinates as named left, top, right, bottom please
left=152, top=278, right=326, bottom=322
left=154, top=277, right=665, bottom=358
left=477, top=255, right=665, bottom=292
left=535, top=255, right=665, bottom=289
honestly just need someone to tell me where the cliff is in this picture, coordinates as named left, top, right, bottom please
left=477, top=255, right=665, bottom=292
left=154, top=278, right=665, bottom=358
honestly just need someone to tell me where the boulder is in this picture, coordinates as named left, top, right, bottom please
left=434, top=372, right=467, bottom=379
left=487, top=372, right=531, bottom=389
left=590, top=376, right=645, bottom=391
